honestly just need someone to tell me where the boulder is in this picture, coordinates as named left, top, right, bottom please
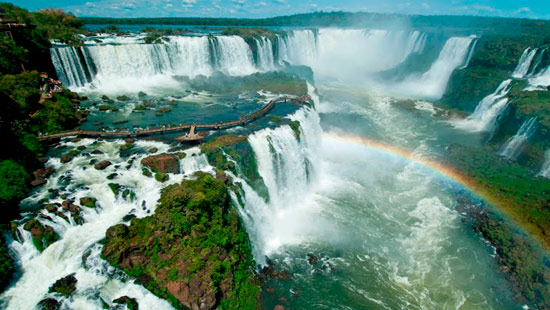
left=91, top=149, right=104, bottom=155
left=31, top=179, right=47, bottom=187
left=37, top=298, right=60, bottom=310
left=60, top=155, right=72, bottom=163
left=148, top=147, right=158, bottom=153
left=48, top=274, right=77, bottom=297
left=141, top=154, right=179, bottom=173
left=106, top=224, right=129, bottom=239
left=33, top=166, right=55, bottom=179
left=113, top=296, right=139, bottom=310
left=94, top=160, right=112, bottom=170
left=77, top=145, right=87, bottom=151
left=79, top=197, right=97, bottom=208
left=307, top=253, right=318, bottom=265
left=274, top=306, right=285, bottom=310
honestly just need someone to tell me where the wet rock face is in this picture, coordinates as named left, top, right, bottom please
left=48, top=274, right=77, bottom=297
left=140, top=154, right=179, bottom=173
left=113, top=296, right=139, bottom=309
left=22, top=219, right=59, bottom=252
left=37, top=298, right=60, bottom=310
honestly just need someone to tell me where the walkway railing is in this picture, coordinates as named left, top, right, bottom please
left=38, top=96, right=309, bottom=141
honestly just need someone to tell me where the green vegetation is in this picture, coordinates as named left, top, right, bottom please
left=142, top=27, right=190, bottom=44
left=81, top=12, right=550, bottom=36
left=186, top=71, right=308, bottom=97
left=48, top=274, right=77, bottom=297
left=22, top=219, right=60, bottom=252
left=445, top=144, right=550, bottom=247
left=0, top=160, right=31, bottom=211
left=0, top=236, right=14, bottom=291
left=102, top=172, right=260, bottom=310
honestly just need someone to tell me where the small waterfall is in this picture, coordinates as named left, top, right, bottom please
left=255, top=37, right=275, bottom=70
left=451, top=79, right=512, bottom=133
left=396, top=36, right=477, bottom=99
left=538, top=150, right=550, bottom=178
left=212, top=36, right=256, bottom=76
left=512, top=48, right=538, bottom=79
left=527, top=66, right=550, bottom=90
left=277, top=30, right=317, bottom=66
left=500, top=117, right=538, bottom=160
left=50, top=46, right=91, bottom=88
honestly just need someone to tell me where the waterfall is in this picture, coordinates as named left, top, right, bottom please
left=255, top=37, right=275, bottom=71
left=526, top=66, right=550, bottom=91
left=230, top=84, right=322, bottom=265
left=512, top=48, right=538, bottom=79
left=50, top=35, right=257, bottom=91
left=50, top=46, right=91, bottom=88
left=395, top=36, right=477, bottom=99
left=451, top=79, right=512, bottom=133
left=500, top=117, right=538, bottom=160
left=277, top=29, right=428, bottom=79
left=212, top=36, right=256, bottom=76
left=538, top=150, right=550, bottom=178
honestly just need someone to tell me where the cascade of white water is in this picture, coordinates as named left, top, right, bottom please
left=538, top=150, right=550, bottom=178
left=277, top=29, right=428, bottom=80
left=255, top=37, right=275, bottom=71
left=451, top=79, right=512, bottom=133
left=50, top=46, right=90, bottom=88
left=277, top=30, right=317, bottom=66
left=0, top=140, right=213, bottom=309
left=527, top=48, right=546, bottom=77
left=230, top=85, right=322, bottom=264
left=500, top=117, right=538, bottom=160
left=212, top=36, right=257, bottom=76
left=395, top=36, right=477, bottom=99
left=512, top=48, right=538, bottom=79
left=50, top=35, right=258, bottom=91
left=526, top=66, right=550, bottom=90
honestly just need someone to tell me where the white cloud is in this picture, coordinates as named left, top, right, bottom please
left=422, top=2, right=430, bottom=9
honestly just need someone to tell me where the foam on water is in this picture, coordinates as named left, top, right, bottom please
left=0, top=139, right=212, bottom=309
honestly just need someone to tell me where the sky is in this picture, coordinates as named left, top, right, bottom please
left=6, top=0, right=550, bottom=19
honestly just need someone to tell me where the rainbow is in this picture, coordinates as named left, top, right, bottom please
left=323, top=132, right=501, bottom=208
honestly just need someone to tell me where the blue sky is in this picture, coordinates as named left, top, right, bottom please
left=6, top=0, right=550, bottom=19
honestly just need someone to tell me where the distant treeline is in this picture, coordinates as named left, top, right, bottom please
left=81, top=11, right=550, bottom=36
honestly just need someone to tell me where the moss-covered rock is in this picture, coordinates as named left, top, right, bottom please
left=113, top=296, right=139, bottom=310
left=23, top=219, right=60, bottom=252
left=48, top=274, right=77, bottom=297
left=79, top=196, right=97, bottom=208
left=141, top=154, right=179, bottom=174
left=37, top=298, right=60, bottom=310
left=154, top=172, right=169, bottom=183
left=102, top=173, right=260, bottom=310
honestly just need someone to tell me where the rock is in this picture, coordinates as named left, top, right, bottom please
left=116, top=95, right=130, bottom=102
left=113, top=296, right=139, bottom=310
left=307, top=253, right=318, bottom=265
left=48, top=274, right=77, bottom=297
left=31, top=179, right=47, bottom=187
left=77, top=145, right=87, bottom=151
left=33, top=166, right=55, bottom=179
left=155, top=172, right=169, bottom=182
left=107, top=173, right=118, bottom=180
left=274, top=305, right=285, bottom=310
left=94, top=160, right=112, bottom=170
left=148, top=147, right=158, bottom=153
left=23, top=219, right=59, bottom=252
left=79, top=197, right=97, bottom=208
left=91, top=149, right=104, bottom=155
left=277, top=270, right=291, bottom=280
left=106, top=224, right=129, bottom=239
left=60, top=155, right=72, bottom=163
left=166, top=279, right=217, bottom=310
left=122, top=214, right=136, bottom=222
left=266, top=286, right=276, bottom=293
left=37, top=298, right=60, bottom=310
left=141, top=154, right=179, bottom=173
left=124, top=138, right=135, bottom=144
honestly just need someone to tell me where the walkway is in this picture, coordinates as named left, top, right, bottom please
left=38, top=95, right=310, bottom=141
